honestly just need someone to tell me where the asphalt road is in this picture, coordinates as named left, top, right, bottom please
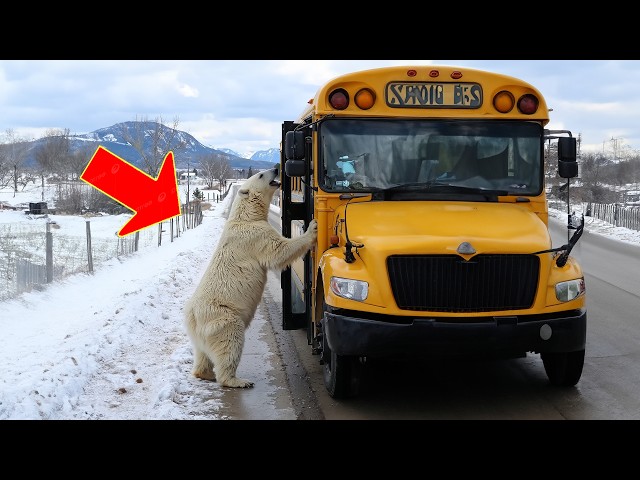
left=262, top=213, right=640, bottom=420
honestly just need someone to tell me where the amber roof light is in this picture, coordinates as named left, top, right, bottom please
left=494, top=91, right=515, bottom=113
left=354, top=88, right=375, bottom=110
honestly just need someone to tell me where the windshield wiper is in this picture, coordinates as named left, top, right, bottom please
left=384, top=181, right=509, bottom=196
left=384, top=181, right=448, bottom=191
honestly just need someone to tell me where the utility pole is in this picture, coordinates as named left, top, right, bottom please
left=186, top=157, right=190, bottom=214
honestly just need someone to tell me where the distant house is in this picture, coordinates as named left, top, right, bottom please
left=624, top=190, right=640, bottom=205
left=179, top=172, right=197, bottom=181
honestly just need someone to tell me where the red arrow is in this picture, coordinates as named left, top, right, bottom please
left=80, top=146, right=181, bottom=237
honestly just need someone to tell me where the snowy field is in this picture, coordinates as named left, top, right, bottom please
left=0, top=180, right=220, bottom=300
left=0, top=180, right=301, bottom=420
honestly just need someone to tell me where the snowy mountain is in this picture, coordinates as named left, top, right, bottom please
left=215, top=147, right=280, bottom=164
left=250, top=148, right=280, bottom=164
left=216, top=147, right=246, bottom=158
left=23, top=121, right=278, bottom=171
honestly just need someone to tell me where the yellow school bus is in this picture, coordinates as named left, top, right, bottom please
left=280, top=65, right=586, bottom=398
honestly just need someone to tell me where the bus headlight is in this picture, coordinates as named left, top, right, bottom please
left=555, top=278, right=586, bottom=302
left=330, top=276, right=369, bottom=302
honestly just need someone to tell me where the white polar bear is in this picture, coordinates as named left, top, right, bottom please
left=183, top=167, right=317, bottom=388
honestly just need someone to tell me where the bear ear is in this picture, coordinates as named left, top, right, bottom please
left=238, top=188, right=250, bottom=197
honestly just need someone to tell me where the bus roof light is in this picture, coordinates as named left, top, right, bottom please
left=494, top=91, right=515, bottom=113
left=329, top=89, right=349, bottom=110
left=518, top=94, right=539, bottom=114
left=355, top=88, right=375, bottom=110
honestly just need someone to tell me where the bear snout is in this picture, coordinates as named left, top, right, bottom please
left=269, top=166, right=281, bottom=187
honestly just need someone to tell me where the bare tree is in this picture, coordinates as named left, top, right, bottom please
left=67, top=141, right=95, bottom=180
left=578, top=152, right=615, bottom=203
left=0, top=143, right=12, bottom=189
left=580, top=152, right=608, bottom=187
left=119, top=115, right=187, bottom=177
left=0, top=129, right=32, bottom=196
left=34, top=128, right=72, bottom=200
left=199, top=152, right=232, bottom=189
left=34, top=128, right=72, bottom=174
left=629, top=154, right=640, bottom=191
left=612, top=158, right=635, bottom=189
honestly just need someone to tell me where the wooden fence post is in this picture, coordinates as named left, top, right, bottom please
left=86, top=220, right=93, bottom=273
left=46, top=222, right=53, bottom=283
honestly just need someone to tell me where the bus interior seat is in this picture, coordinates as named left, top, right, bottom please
left=416, top=140, right=441, bottom=181
left=451, top=143, right=479, bottom=179
left=477, top=147, right=508, bottom=179
left=391, top=137, right=414, bottom=183
left=417, top=159, right=439, bottom=182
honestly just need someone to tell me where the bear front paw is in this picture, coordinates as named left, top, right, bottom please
left=306, top=219, right=318, bottom=235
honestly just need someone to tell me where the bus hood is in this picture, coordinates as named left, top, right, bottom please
left=337, top=201, right=551, bottom=255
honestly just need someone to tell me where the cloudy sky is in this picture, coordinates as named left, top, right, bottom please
left=0, top=60, right=638, bottom=158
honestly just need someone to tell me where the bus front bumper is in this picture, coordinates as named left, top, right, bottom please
left=322, top=309, right=587, bottom=358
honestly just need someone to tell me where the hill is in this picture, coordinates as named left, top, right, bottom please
left=23, top=121, right=278, bottom=171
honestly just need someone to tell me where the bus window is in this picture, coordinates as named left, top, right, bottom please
left=319, top=118, right=543, bottom=195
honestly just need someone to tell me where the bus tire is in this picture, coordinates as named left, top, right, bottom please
left=541, top=349, right=585, bottom=387
left=320, top=295, right=361, bottom=398
left=322, top=331, right=361, bottom=399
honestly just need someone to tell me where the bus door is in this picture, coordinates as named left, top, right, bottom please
left=280, top=121, right=315, bottom=333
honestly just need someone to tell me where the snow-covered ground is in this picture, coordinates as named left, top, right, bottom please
left=0, top=180, right=298, bottom=420
left=1, top=181, right=639, bottom=419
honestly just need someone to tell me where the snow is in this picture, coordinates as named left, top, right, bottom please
left=1, top=182, right=639, bottom=420
left=0, top=181, right=297, bottom=420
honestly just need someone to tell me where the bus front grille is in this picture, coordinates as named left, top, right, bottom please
left=387, top=254, right=540, bottom=312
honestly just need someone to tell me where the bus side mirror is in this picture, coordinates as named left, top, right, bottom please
left=558, top=137, right=578, bottom=178
left=285, top=130, right=305, bottom=160
left=285, top=159, right=306, bottom=177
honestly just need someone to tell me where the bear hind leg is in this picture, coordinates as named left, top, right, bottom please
left=185, top=306, right=216, bottom=381
left=204, top=320, right=254, bottom=388
left=192, top=348, right=216, bottom=381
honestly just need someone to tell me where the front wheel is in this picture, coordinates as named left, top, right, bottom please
left=322, top=331, right=361, bottom=399
left=319, top=291, right=361, bottom=399
left=541, top=349, right=585, bottom=386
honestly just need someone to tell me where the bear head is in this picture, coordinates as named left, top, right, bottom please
left=228, top=166, right=281, bottom=221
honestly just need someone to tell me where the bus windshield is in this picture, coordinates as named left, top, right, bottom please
left=319, top=119, right=543, bottom=196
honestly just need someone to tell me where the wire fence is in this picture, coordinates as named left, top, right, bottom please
left=549, top=197, right=640, bottom=232
left=0, top=201, right=204, bottom=302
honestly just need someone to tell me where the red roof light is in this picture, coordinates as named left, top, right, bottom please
left=329, top=89, right=349, bottom=110
left=518, top=94, right=539, bottom=114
